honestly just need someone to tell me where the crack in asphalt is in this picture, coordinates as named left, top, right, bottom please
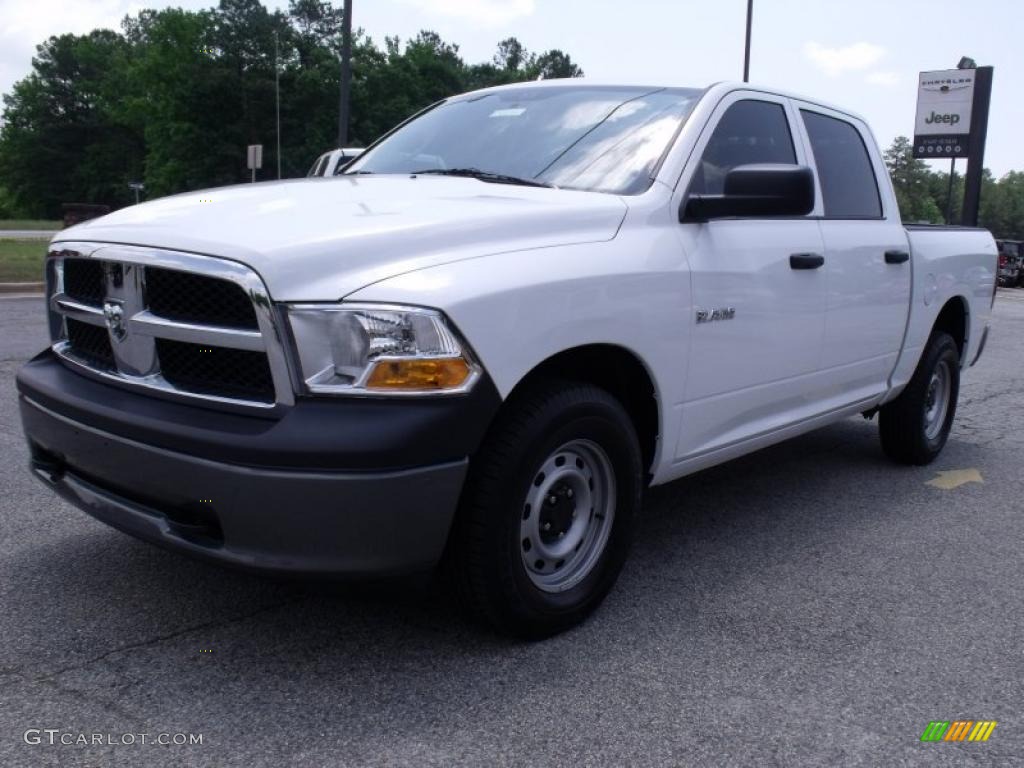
left=31, top=596, right=306, bottom=685
left=959, top=386, right=1023, bottom=408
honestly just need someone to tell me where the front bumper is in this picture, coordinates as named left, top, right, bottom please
left=17, top=351, right=500, bottom=576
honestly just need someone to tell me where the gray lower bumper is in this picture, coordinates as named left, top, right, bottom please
left=21, top=396, right=467, bottom=577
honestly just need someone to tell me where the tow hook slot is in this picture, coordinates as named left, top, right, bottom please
left=164, top=503, right=225, bottom=547
left=29, top=443, right=66, bottom=485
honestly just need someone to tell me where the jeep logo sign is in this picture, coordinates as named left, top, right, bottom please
left=924, top=111, right=960, bottom=126
left=913, top=68, right=975, bottom=158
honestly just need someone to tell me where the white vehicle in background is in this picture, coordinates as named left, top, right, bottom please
left=19, top=81, right=998, bottom=639
left=306, top=148, right=364, bottom=177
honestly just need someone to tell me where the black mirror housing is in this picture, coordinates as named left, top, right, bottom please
left=681, top=164, right=816, bottom=222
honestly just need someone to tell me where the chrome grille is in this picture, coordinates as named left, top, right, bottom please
left=63, top=258, right=105, bottom=306
left=48, top=243, right=293, bottom=409
left=66, top=318, right=115, bottom=370
left=156, top=338, right=275, bottom=403
left=145, top=266, right=259, bottom=329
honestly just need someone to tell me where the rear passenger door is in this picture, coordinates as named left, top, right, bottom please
left=795, top=105, right=912, bottom=405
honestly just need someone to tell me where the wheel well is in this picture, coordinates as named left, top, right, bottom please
left=933, top=297, right=968, bottom=362
left=509, top=345, right=659, bottom=475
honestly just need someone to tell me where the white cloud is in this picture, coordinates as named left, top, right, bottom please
left=865, top=71, right=899, bottom=87
left=803, top=41, right=886, bottom=77
left=397, top=0, right=536, bottom=26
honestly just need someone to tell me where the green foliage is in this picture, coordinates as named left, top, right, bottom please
left=0, top=1, right=583, bottom=216
left=0, top=186, right=21, bottom=219
left=885, top=136, right=1023, bottom=238
left=0, top=30, right=138, bottom=217
left=884, top=136, right=944, bottom=224
left=980, top=170, right=1024, bottom=240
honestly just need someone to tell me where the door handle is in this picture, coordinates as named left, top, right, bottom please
left=885, top=250, right=910, bottom=264
left=789, top=253, right=825, bottom=270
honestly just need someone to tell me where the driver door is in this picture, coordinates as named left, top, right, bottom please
left=672, top=94, right=828, bottom=461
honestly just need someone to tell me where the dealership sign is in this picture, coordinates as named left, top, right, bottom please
left=913, top=69, right=975, bottom=158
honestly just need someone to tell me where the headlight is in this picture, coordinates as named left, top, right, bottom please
left=286, top=303, right=481, bottom=395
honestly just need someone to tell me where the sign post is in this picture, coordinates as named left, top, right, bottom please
left=960, top=66, right=993, bottom=227
left=127, top=182, right=144, bottom=205
left=912, top=65, right=993, bottom=227
left=247, top=144, right=263, bottom=183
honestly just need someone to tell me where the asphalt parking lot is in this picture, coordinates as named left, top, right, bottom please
left=1, top=291, right=1023, bottom=767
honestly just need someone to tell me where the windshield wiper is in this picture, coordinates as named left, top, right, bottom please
left=414, top=168, right=554, bottom=188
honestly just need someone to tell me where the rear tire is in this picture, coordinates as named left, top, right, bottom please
left=879, top=331, right=959, bottom=465
left=445, top=379, right=643, bottom=639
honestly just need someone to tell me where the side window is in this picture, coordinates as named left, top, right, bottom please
left=801, top=110, right=882, bottom=218
left=690, top=100, right=796, bottom=195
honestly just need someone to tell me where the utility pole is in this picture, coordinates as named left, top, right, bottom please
left=743, top=0, right=753, bottom=82
left=275, top=31, right=281, bottom=179
left=337, top=0, right=353, bottom=147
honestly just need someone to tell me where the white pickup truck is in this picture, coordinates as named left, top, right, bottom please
left=18, top=81, right=997, bottom=637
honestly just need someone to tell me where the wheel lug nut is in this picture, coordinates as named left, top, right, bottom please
left=567, top=489, right=573, bottom=498
left=558, top=531, right=565, bottom=538
left=548, top=496, right=557, bottom=505
left=543, top=522, right=551, bottom=531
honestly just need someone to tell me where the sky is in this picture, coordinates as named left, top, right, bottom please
left=0, top=0, right=1020, bottom=175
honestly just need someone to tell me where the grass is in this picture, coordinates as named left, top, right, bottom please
left=0, top=239, right=48, bottom=282
left=0, top=219, right=61, bottom=231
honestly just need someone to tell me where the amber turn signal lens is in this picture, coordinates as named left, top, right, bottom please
left=364, top=357, right=472, bottom=391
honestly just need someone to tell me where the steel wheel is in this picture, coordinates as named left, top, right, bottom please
left=923, top=359, right=951, bottom=441
left=879, top=331, right=960, bottom=466
left=519, top=439, right=616, bottom=593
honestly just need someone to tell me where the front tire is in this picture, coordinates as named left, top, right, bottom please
left=446, top=379, right=643, bottom=639
left=879, top=331, right=960, bottom=465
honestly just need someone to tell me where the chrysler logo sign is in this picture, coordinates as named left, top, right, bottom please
left=913, top=67, right=976, bottom=158
left=103, top=300, right=126, bottom=340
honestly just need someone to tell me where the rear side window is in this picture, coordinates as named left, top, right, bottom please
left=690, top=100, right=796, bottom=195
left=801, top=110, right=881, bottom=218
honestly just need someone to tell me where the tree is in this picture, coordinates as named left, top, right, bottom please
left=882, top=136, right=1024, bottom=237
left=289, top=0, right=344, bottom=62
left=884, top=136, right=943, bottom=224
left=528, top=50, right=583, bottom=80
left=0, top=31, right=140, bottom=216
left=0, top=2, right=586, bottom=214
left=494, top=37, right=526, bottom=72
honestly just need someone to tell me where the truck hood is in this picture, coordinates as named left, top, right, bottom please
left=55, top=176, right=628, bottom=300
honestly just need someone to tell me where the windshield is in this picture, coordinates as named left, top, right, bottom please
left=345, top=85, right=702, bottom=195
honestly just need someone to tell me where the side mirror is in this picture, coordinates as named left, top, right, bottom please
left=680, top=164, right=815, bottom=222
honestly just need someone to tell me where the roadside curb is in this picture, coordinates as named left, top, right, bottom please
left=0, top=282, right=44, bottom=294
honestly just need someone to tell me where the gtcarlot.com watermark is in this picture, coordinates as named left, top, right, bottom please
left=24, top=729, right=203, bottom=747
